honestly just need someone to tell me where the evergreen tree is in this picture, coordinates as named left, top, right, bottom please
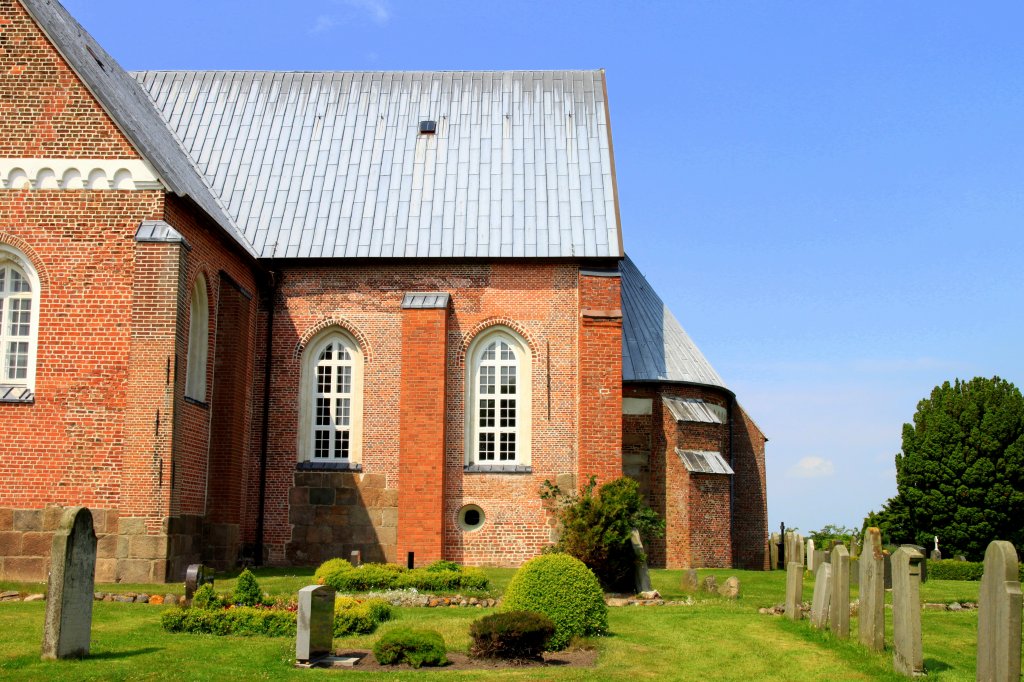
left=865, top=377, right=1024, bottom=560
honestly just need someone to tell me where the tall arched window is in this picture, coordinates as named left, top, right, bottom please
left=466, top=328, right=531, bottom=466
left=298, top=330, right=364, bottom=466
left=185, top=274, right=209, bottom=402
left=0, top=245, right=39, bottom=395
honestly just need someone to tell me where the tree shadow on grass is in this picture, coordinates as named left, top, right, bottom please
left=87, top=647, right=162, bottom=660
left=922, top=658, right=952, bottom=673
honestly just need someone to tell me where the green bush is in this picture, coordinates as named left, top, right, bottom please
left=315, top=558, right=353, bottom=585
left=373, top=628, right=448, bottom=668
left=324, top=563, right=406, bottom=592
left=333, top=596, right=393, bottom=637
left=426, top=560, right=461, bottom=573
left=458, top=567, right=489, bottom=591
left=397, top=568, right=462, bottom=592
left=191, top=583, right=222, bottom=611
left=501, top=553, right=608, bottom=650
left=929, top=559, right=984, bottom=581
left=364, top=598, right=393, bottom=623
left=542, top=476, right=664, bottom=591
left=232, top=569, right=265, bottom=606
left=469, top=610, right=555, bottom=661
left=161, top=607, right=295, bottom=636
left=314, top=558, right=489, bottom=593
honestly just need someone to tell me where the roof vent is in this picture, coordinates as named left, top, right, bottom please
left=419, top=120, right=437, bottom=134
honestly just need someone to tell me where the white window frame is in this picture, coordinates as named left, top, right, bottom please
left=184, top=274, right=209, bottom=402
left=297, top=329, right=364, bottom=465
left=465, top=327, right=531, bottom=467
left=0, top=245, right=40, bottom=392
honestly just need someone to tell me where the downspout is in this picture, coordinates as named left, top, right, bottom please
left=254, top=265, right=277, bottom=566
left=728, top=397, right=735, bottom=567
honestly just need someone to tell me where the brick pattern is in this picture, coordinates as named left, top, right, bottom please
left=731, top=405, right=769, bottom=569
left=578, top=273, right=623, bottom=486
left=396, top=306, right=447, bottom=565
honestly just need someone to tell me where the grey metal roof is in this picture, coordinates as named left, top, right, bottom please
left=401, top=292, right=450, bottom=309
left=620, top=255, right=728, bottom=389
left=675, top=449, right=734, bottom=475
left=0, top=385, right=34, bottom=402
left=131, top=70, right=623, bottom=260
left=17, top=0, right=256, bottom=258
left=663, top=396, right=727, bottom=424
left=135, top=220, right=189, bottom=246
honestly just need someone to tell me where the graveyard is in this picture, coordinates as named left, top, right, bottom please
left=0, top=555, right=1020, bottom=680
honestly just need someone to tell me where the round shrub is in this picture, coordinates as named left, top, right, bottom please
left=314, top=558, right=353, bottom=585
left=373, top=628, right=449, bottom=668
left=501, top=553, right=607, bottom=650
left=364, top=598, right=393, bottom=622
left=191, top=583, right=222, bottom=611
left=469, top=610, right=555, bottom=661
left=232, top=568, right=264, bottom=606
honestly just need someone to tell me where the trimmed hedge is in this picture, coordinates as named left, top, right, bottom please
left=501, top=553, right=608, bottom=650
left=315, top=559, right=489, bottom=592
left=928, top=559, right=1024, bottom=583
left=161, top=606, right=296, bottom=636
left=333, top=596, right=392, bottom=637
left=469, top=610, right=555, bottom=661
left=373, top=628, right=448, bottom=668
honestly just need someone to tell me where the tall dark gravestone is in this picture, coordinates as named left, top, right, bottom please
left=41, top=507, right=97, bottom=660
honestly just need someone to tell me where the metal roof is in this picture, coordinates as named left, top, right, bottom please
left=620, top=255, right=728, bottom=389
left=663, top=396, right=727, bottom=424
left=135, top=220, right=189, bottom=246
left=0, top=385, right=34, bottom=403
left=17, top=0, right=256, bottom=259
left=675, top=449, right=734, bottom=475
left=401, top=292, right=450, bottom=309
left=131, top=70, right=623, bottom=260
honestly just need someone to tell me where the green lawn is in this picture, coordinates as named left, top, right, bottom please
left=0, top=567, right=1010, bottom=681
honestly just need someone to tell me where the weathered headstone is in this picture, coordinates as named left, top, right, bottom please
left=785, top=561, right=803, bottom=620
left=859, top=528, right=885, bottom=652
left=955, top=554, right=967, bottom=562
left=784, top=532, right=795, bottom=568
left=930, top=549, right=941, bottom=561
left=829, top=544, right=850, bottom=638
left=349, top=550, right=362, bottom=567
left=769, top=534, right=780, bottom=570
left=884, top=551, right=893, bottom=589
left=681, top=569, right=699, bottom=593
left=806, top=539, right=816, bottom=571
left=902, top=544, right=928, bottom=583
left=630, top=529, right=653, bottom=593
left=815, top=549, right=828, bottom=567
left=296, top=585, right=335, bottom=664
left=702, top=575, right=718, bottom=594
left=797, top=534, right=806, bottom=567
left=41, top=507, right=97, bottom=660
left=718, top=576, right=740, bottom=599
left=184, top=563, right=214, bottom=600
left=810, top=563, right=832, bottom=629
left=891, top=546, right=925, bottom=677
left=976, top=540, right=1022, bottom=682
left=850, top=557, right=859, bottom=586
left=850, top=536, right=860, bottom=559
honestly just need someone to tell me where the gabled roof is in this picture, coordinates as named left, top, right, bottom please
left=132, top=70, right=623, bottom=260
left=17, top=0, right=256, bottom=258
left=620, top=255, right=728, bottom=390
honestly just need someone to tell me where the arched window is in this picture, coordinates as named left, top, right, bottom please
left=298, top=330, right=364, bottom=465
left=0, top=245, right=39, bottom=394
left=466, top=328, right=531, bottom=466
left=185, top=274, right=209, bottom=402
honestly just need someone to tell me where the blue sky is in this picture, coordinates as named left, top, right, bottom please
left=64, top=0, right=1024, bottom=535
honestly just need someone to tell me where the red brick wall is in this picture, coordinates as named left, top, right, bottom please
left=253, top=262, right=583, bottom=567
left=397, top=306, right=448, bottom=565
left=0, top=0, right=137, bottom=158
left=578, top=273, right=623, bottom=486
left=732, top=404, right=768, bottom=569
left=688, top=473, right=731, bottom=567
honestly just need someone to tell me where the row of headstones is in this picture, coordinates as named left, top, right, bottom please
left=783, top=528, right=1022, bottom=680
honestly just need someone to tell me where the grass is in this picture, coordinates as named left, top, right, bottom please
left=0, top=566, right=1012, bottom=681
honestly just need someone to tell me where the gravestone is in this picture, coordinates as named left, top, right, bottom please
left=718, top=576, right=740, bottom=599
left=350, top=550, right=362, bottom=567
left=884, top=551, right=893, bottom=589
left=769, top=534, right=780, bottom=570
left=702, top=575, right=718, bottom=594
left=955, top=554, right=967, bottom=562
left=780, top=522, right=787, bottom=565
left=785, top=562, right=803, bottom=620
left=816, top=549, right=828, bottom=567
left=806, top=539, right=816, bottom=571
left=859, top=528, right=885, bottom=652
left=829, top=545, right=850, bottom=638
left=810, top=563, right=832, bottom=629
left=850, top=536, right=860, bottom=559
left=631, top=530, right=653, bottom=593
left=797, top=534, right=806, bottom=567
left=784, top=532, right=794, bottom=568
left=891, top=546, right=925, bottom=677
left=850, top=557, right=859, bottom=586
left=681, top=569, right=699, bottom=593
left=902, top=544, right=928, bottom=583
left=976, top=540, right=1021, bottom=682
left=41, top=507, right=97, bottom=660
left=930, top=549, right=941, bottom=561
left=296, top=585, right=335, bottom=664
left=184, top=564, right=214, bottom=600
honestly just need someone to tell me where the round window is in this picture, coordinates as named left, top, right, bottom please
left=458, top=504, right=485, bottom=532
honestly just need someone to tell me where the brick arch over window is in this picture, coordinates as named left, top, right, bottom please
left=294, top=318, right=372, bottom=363
left=457, top=317, right=538, bottom=368
left=0, top=232, right=49, bottom=291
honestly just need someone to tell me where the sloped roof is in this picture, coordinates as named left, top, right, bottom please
left=620, top=255, right=728, bottom=390
left=17, top=0, right=256, bottom=258
left=132, top=70, right=623, bottom=260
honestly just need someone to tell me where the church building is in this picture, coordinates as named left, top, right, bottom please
left=0, top=0, right=767, bottom=583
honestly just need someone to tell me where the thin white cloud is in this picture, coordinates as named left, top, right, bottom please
left=787, top=456, right=835, bottom=479
left=310, top=15, right=339, bottom=34
left=310, top=0, right=391, bottom=34
left=345, top=0, right=391, bottom=25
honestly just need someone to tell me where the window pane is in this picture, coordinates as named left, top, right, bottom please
left=482, top=342, right=496, bottom=361
left=315, top=398, right=331, bottom=426
left=10, top=270, right=29, bottom=293
left=499, top=432, right=516, bottom=461
left=336, top=397, right=350, bottom=427
left=317, top=365, right=331, bottom=393
left=478, top=432, right=495, bottom=461
left=479, top=366, right=494, bottom=394
left=6, top=341, right=28, bottom=380
left=337, top=345, right=351, bottom=361
left=337, top=366, right=351, bottom=394
left=479, top=398, right=495, bottom=427
left=500, top=341, right=514, bottom=361
left=314, top=430, right=330, bottom=458
left=0, top=268, right=5, bottom=292
left=500, top=399, right=516, bottom=428
left=10, top=299, right=30, bottom=336
left=500, top=365, right=516, bottom=394
left=335, top=430, right=350, bottom=459
left=319, top=343, right=333, bottom=361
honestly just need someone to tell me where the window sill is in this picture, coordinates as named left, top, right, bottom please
left=184, top=396, right=209, bottom=409
left=0, top=386, right=34, bottom=403
left=296, top=461, right=363, bottom=472
left=464, top=464, right=532, bottom=474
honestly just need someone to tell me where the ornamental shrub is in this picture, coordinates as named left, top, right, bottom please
left=929, top=559, right=984, bottom=581
left=314, top=558, right=488, bottom=593
left=191, top=583, right=222, bottom=611
left=426, top=560, right=461, bottom=573
left=373, top=628, right=449, bottom=668
left=325, top=563, right=406, bottom=592
left=333, top=596, right=393, bottom=637
left=161, top=606, right=296, bottom=636
left=232, top=569, right=265, bottom=606
left=469, top=610, right=555, bottom=661
left=501, top=553, right=607, bottom=650
left=397, top=568, right=462, bottom=592
left=364, top=598, right=393, bottom=623
left=315, top=558, right=353, bottom=585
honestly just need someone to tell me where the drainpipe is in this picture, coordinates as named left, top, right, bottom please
left=254, top=266, right=277, bottom=566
